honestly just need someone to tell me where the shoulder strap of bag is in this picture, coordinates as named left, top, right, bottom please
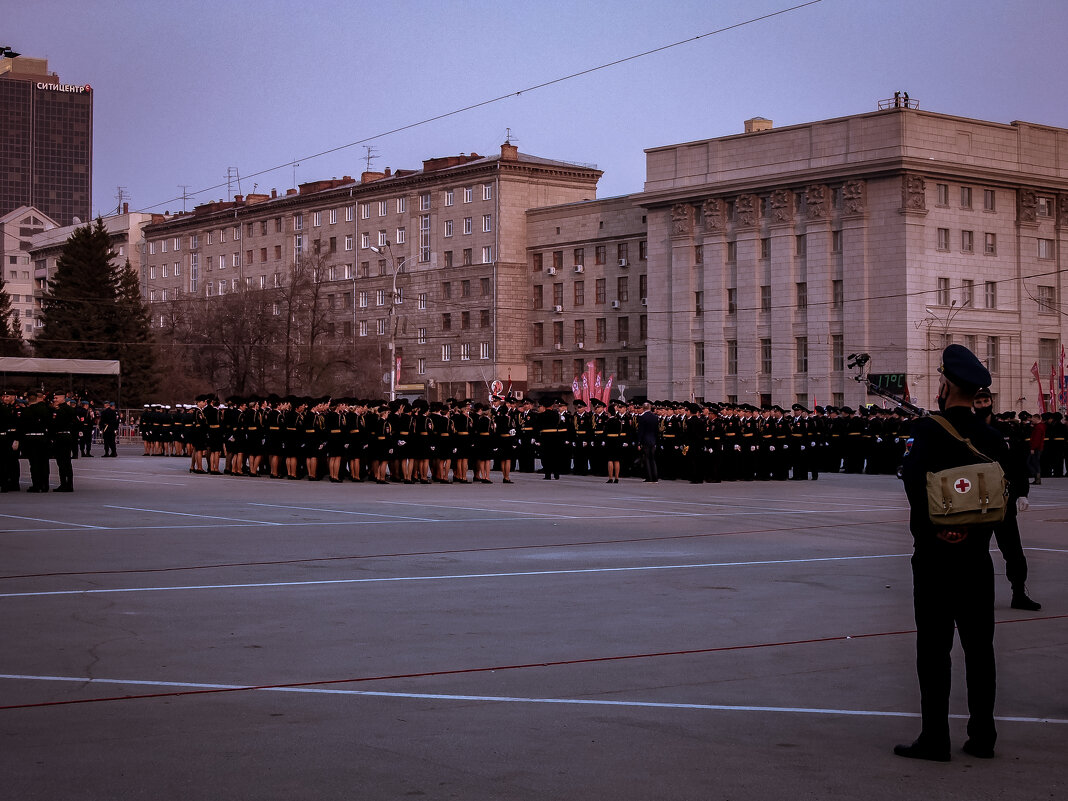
left=929, top=415, right=995, bottom=464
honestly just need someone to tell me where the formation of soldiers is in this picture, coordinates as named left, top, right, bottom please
left=134, top=394, right=1068, bottom=484
left=1, top=388, right=120, bottom=493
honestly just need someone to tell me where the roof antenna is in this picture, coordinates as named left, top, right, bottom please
left=363, top=145, right=378, bottom=173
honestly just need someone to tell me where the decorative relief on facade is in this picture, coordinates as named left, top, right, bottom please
left=701, top=198, right=724, bottom=233
left=735, top=194, right=758, bottom=227
left=901, top=175, right=926, bottom=211
left=671, top=203, right=694, bottom=237
left=841, top=179, right=867, bottom=215
left=1058, top=195, right=1068, bottom=228
left=769, top=189, right=794, bottom=224
left=805, top=184, right=829, bottom=219
left=1018, top=189, right=1038, bottom=224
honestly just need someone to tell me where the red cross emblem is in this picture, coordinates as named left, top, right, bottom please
left=954, top=477, right=972, bottom=494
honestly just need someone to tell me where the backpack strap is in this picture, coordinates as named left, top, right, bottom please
left=929, top=415, right=995, bottom=464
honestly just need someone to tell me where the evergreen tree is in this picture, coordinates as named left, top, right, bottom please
left=0, top=271, right=25, bottom=357
left=35, top=218, right=158, bottom=402
left=36, top=218, right=119, bottom=360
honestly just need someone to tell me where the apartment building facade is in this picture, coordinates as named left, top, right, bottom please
left=1, top=206, right=57, bottom=341
left=637, top=107, right=1068, bottom=410
left=525, top=195, right=649, bottom=401
left=141, top=143, right=601, bottom=398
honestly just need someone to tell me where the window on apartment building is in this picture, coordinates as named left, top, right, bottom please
left=574, top=248, right=584, bottom=266
left=482, top=214, right=492, bottom=233
left=358, top=292, right=368, bottom=310
left=831, top=230, right=842, bottom=253
left=441, top=281, right=452, bottom=300
left=480, top=309, right=491, bottom=328
left=553, top=283, right=564, bottom=308
left=760, top=339, right=772, bottom=374
left=796, top=235, right=807, bottom=257
left=726, top=241, right=737, bottom=262
left=984, top=281, right=997, bottom=309
left=395, top=227, right=405, bottom=244
left=480, top=277, right=491, bottom=296
left=595, top=278, right=606, bottom=304
left=832, top=334, right=844, bottom=371
left=694, top=342, right=705, bottom=377
left=639, top=240, right=647, bottom=260
left=1037, top=285, right=1056, bottom=313
left=483, top=184, right=493, bottom=201
left=961, top=279, right=974, bottom=307
left=960, top=186, right=972, bottom=209
left=441, top=313, right=452, bottom=331
left=936, top=183, right=949, bottom=206
left=463, top=217, right=472, bottom=235
left=574, top=280, right=585, bottom=306
left=618, top=243, right=629, bottom=264
left=482, top=246, right=492, bottom=264
left=552, top=321, right=564, bottom=346
left=693, top=291, right=703, bottom=316
left=595, top=245, right=606, bottom=265
left=444, top=189, right=454, bottom=207
left=596, top=318, right=607, bottom=344
left=444, top=220, right=453, bottom=237
left=936, top=277, right=950, bottom=305
left=443, top=250, right=454, bottom=269
left=533, top=285, right=543, bottom=309
left=441, top=344, right=452, bottom=361
left=760, top=238, right=770, bottom=259
left=796, top=282, right=807, bottom=310
left=419, top=193, right=430, bottom=211
left=618, top=316, right=629, bottom=342
left=726, top=340, right=738, bottom=375
left=312, top=211, right=321, bottom=227
left=983, top=189, right=996, bottom=211
left=639, top=314, right=647, bottom=341
left=533, top=253, right=543, bottom=271
left=461, top=311, right=471, bottom=330
left=533, top=323, right=544, bottom=347
left=574, top=319, right=585, bottom=345
left=419, top=215, right=430, bottom=262
left=937, top=228, right=950, bottom=251
left=1038, top=238, right=1055, bottom=259
left=1037, top=196, right=1052, bottom=217
left=961, top=230, right=975, bottom=253
left=986, top=336, right=999, bottom=374
left=984, top=233, right=997, bottom=255
left=726, top=287, right=737, bottom=315
left=260, top=247, right=268, bottom=262
left=694, top=244, right=703, bottom=265
left=796, top=337, right=809, bottom=373
left=617, top=276, right=629, bottom=303
left=760, top=285, right=771, bottom=313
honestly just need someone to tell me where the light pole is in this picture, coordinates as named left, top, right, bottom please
left=370, top=242, right=411, bottom=401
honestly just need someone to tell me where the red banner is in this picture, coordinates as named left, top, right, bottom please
left=1032, top=361, right=1046, bottom=413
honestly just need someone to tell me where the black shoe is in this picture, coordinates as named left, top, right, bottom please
left=1011, top=592, right=1041, bottom=611
left=27, top=486, right=49, bottom=493
left=502, top=479, right=513, bottom=484
left=893, top=740, right=950, bottom=762
left=961, top=740, right=995, bottom=759
left=54, top=485, right=73, bottom=493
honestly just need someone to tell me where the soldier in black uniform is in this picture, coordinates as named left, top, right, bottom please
left=895, top=345, right=1006, bottom=762
left=1, top=388, right=20, bottom=491
left=99, top=401, right=119, bottom=457
left=51, top=391, right=79, bottom=491
left=19, top=390, right=53, bottom=492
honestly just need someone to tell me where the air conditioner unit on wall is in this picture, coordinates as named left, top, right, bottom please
left=576, top=342, right=584, bottom=349
left=553, top=304, right=563, bottom=313
left=574, top=264, right=584, bottom=273
left=554, top=343, right=563, bottom=350
left=546, top=266, right=557, bottom=275
left=618, top=258, right=628, bottom=267
left=610, top=300, right=620, bottom=309
left=640, top=297, right=648, bottom=306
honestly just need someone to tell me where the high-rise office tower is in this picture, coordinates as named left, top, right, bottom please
left=0, top=56, right=93, bottom=225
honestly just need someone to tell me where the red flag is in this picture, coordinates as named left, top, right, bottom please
left=594, top=372, right=603, bottom=401
left=1051, top=365, right=1058, bottom=413
left=571, top=377, right=581, bottom=399
left=602, top=375, right=614, bottom=403
left=395, top=356, right=402, bottom=384
left=584, top=361, right=595, bottom=404
left=1060, top=345, right=1067, bottom=411
left=581, top=374, right=589, bottom=403
left=1032, top=361, right=1046, bottom=413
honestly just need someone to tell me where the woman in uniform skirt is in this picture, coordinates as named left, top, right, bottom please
left=430, top=402, right=454, bottom=483
left=450, top=400, right=473, bottom=483
left=389, top=399, right=414, bottom=483
left=325, top=398, right=347, bottom=482
left=409, top=399, right=433, bottom=484
left=365, top=403, right=392, bottom=484
left=603, top=402, right=627, bottom=483
left=345, top=399, right=366, bottom=482
left=472, top=403, right=495, bottom=483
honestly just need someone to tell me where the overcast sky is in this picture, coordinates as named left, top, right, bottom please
left=8, top=0, right=1068, bottom=220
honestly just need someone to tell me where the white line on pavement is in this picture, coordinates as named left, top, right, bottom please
left=0, top=552, right=912, bottom=599
left=1, top=672, right=1063, bottom=724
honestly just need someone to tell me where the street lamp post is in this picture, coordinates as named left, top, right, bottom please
left=370, top=242, right=411, bottom=401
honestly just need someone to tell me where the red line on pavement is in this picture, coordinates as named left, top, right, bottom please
left=4, top=614, right=1063, bottom=712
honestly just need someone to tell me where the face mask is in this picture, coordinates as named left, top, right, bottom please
left=976, top=405, right=993, bottom=421
left=936, top=385, right=949, bottom=413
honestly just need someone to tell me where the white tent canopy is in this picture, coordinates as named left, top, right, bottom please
left=0, top=357, right=120, bottom=376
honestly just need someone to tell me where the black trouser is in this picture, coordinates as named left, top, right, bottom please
left=103, top=431, right=117, bottom=457
left=54, top=435, right=75, bottom=487
left=993, top=506, right=1028, bottom=592
left=640, top=442, right=658, bottom=481
left=0, top=436, right=19, bottom=490
left=911, top=548, right=996, bottom=750
left=23, top=437, right=50, bottom=490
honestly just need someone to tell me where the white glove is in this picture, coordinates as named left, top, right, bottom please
left=1016, top=497, right=1030, bottom=514
left=769, top=446, right=776, bottom=452
left=734, top=444, right=741, bottom=451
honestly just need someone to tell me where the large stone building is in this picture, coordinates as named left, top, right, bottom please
left=0, top=56, right=93, bottom=227
left=141, top=143, right=601, bottom=398
left=525, top=195, right=649, bottom=401
left=638, top=107, right=1067, bottom=411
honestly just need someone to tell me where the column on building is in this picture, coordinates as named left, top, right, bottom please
left=766, top=188, right=799, bottom=407
left=803, top=184, right=835, bottom=408
left=699, top=197, right=728, bottom=402
left=667, top=203, right=698, bottom=401
left=732, top=194, right=763, bottom=405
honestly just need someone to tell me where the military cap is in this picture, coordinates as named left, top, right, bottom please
left=939, top=344, right=991, bottom=392
left=974, top=386, right=992, bottom=400
left=1019, top=411, right=1032, bottom=420
left=840, top=406, right=854, bottom=415
left=573, top=399, right=587, bottom=408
